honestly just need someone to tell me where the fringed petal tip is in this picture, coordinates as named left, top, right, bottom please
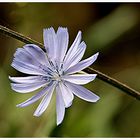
left=95, top=52, right=99, bottom=57
left=57, top=119, right=63, bottom=126
left=33, top=113, right=40, bottom=117
left=57, top=26, right=68, bottom=31
left=16, top=104, right=22, bottom=108
left=43, top=27, right=54, bottom=32
left=95, top=96, right=100, bottom=102
left=9, top=76, right=12, bottom=80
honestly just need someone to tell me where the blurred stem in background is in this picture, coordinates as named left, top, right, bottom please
left=0, top=24, right=140, bottom=100
left=85, top=5, right=140, bottom=53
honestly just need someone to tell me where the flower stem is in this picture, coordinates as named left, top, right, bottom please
left=0, top=25, right=43, bottom=47
left=0, top=25, right=140, bottom=100
left=84, top=67, right=140, bottom=100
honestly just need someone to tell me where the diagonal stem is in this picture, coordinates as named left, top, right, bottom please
left=0, top=25, right=43, bottom=47
left=0, top=24, right=140, bottom=100
left=84, top=67, right=140, bottom=100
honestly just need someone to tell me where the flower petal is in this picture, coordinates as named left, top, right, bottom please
left=58, top=82, right=74, bottom=108
left=62, top=74, right=97, bottom=85
left=65, top=82, right=100, bottom=102
left=23, top=44, right=51, bottom=67
left=11, top=81, right=47, bottom=93
left=33, top=82, right=56, bottom=117
left=11, top=59, right=47, bottom=76
left=43, top=27, right=57, bottom=62
left=65, top=52, right=99, bottom=74
left=56, top=27, right=69, bottom=63
left=12, top=48, right=50, bottom=75
left=63, top=41, right=86, bottom=71
left=56, top=85, right=65, bottom=125
left=14, top=48, right=40, bottom=67
left=9, top=76, right=44, bottom=84
left=16, top=84, right=52, bottom=107
left=64, top=31, right=81, bottom=64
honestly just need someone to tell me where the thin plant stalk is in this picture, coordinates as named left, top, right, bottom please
left=0, top=25, right=140, bottom=100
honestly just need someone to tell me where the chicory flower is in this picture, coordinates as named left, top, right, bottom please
left=9, top=27, right=100, bottom=125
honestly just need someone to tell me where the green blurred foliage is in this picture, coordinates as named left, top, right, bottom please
left=0, top=3, right=140, bottom=137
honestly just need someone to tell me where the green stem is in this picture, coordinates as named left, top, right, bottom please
left=0, top=25, right=140, bottom=100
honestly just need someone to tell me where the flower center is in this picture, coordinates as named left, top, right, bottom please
left=53, top=72, right=61, bottom=82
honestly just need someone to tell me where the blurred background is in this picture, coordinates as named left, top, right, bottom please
left=0, top=3, right=140, bottom=137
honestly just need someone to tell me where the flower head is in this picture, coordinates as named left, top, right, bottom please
left=9, top=27, right=100, bottom=125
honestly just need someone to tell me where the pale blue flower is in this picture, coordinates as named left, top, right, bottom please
left=9, top=27, right=100, bottom=125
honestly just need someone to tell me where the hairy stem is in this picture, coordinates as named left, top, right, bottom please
left=0, top=25, right=140, bottom=100
left=0, top=25, right=43, bottom=47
